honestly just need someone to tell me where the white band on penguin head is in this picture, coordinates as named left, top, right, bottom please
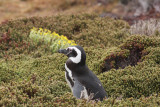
left=68, top=47, right=81, bottom=64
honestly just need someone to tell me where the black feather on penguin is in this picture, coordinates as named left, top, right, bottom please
left=58, top=45, right=107, bottom=101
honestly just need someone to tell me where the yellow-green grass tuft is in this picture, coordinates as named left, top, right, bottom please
left=29, top=27, right=77, bottom=52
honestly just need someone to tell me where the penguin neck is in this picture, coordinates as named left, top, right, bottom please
left=66, top=59, right=87, bottom=76
left=66, top=59, right=86, bottom=67
left=68, top=56, right=86, bottom=66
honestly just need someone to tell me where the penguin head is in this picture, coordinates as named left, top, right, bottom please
left=58, top=46, right=86, bottom=65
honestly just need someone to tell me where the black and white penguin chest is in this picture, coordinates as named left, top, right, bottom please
left=64, top=62, right=89, bottom=99
left=65, top=63, right=74, bottom=88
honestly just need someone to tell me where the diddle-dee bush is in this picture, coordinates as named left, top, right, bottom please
left=0, top=14, right=160, bottom=107
left=29, top=27, right=77, bottom=52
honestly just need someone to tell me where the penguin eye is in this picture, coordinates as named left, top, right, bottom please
left=67, top=48, right=72, bottom=52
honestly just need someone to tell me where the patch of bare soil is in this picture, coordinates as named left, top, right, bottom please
left=0, top=0, right=97, bottom=23
left=102, top=47, right=145, bottom=72
left=1, top=0, right=160, bottom=25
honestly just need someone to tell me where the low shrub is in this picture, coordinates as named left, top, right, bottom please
left=0, top=14, right=159, bottom=106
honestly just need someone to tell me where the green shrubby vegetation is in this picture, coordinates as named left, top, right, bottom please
left=0, top=14, right=159, bottom=106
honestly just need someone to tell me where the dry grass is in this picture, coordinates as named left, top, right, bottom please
left=0, top=0, right=98, bottom=23
left=130, top=19, right=160, bottom=36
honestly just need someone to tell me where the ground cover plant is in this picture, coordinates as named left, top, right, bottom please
left=0, top=14, right=160, bottom=106
left=29, top=27, right=76, bottom=52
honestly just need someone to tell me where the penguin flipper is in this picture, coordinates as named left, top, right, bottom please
left=77, top=69, right=107, bottom=101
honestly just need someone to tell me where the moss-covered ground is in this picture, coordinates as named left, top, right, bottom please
left=0, top=14, right=160, bottom=106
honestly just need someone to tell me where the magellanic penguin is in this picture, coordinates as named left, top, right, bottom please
left=58, top=45, right=107, bottom=101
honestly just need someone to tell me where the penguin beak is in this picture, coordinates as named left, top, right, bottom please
left=58, top=49, right=69, bottom=55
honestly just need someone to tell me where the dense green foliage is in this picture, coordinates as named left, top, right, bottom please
left=0, top=14, right=159, bottom=106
